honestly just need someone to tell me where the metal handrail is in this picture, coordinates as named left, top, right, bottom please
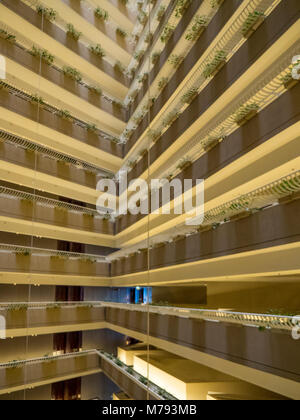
left=0, top=300, right=297, bottom=331
left=0, top=243, right=107, bottom=261
left=0, top=349, right=96, bottom=369
left=0, top=185, right=100, bottom=216
left=102, top=301, right=299, bottom=331
left=0, top=129, right=107, bottom=175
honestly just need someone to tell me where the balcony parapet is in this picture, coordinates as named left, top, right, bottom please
left=0, top=350, right=101, bottom=395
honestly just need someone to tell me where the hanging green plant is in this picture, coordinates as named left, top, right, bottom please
left=168, top=54, right=184, bottom=68
left=180, top=87, right=198, bottom=104
left=89, top=44, right=105, bottom=58
left=87, top=85, right=102, bottom=95
left=158, top=77, right=168, bottom=91
left=30, top=46, right=54, bottom=65
left=202, top=50, right=227, bottom=78
left=30, top=94, right=45, bottom=106
left=116, top=28, right=127, bottom=38
left=0, top=29, right=16, bottom=43
left=36, top=5, right=57, bottom=21
left=66, top=23, right=82, bottom=41
left=163, top=110, right=180, bottom=127
left=234, top=103, right=259, bottom=126
left=112, top=99, right=123, bottom=109
left=177, top=157, right=192, bottom=171
left=242, top=11, right=265, bottom=38
left=210, top=0, right=224, bottom=8
left=57, top=109, right=72, bottom=121
left=94, top=7, right=109, bottom=21
left=160, top=25, right=175, bottom=43
left=175, top=0, right=192, bottom=18
left=62, top=66, right=82, bottom=82
left=186, top=15, right=208, bottom=41
left=85, top=123, right=97, bottom=133
left=114, top=61, right=126, bottom=74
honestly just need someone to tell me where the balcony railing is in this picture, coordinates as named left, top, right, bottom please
left=0, top=350, right=101, bottom=394
left=96, top=350, right=176, bottom=400
left=0, top=244, right=107, bottom=262
left=0, top=349, right=175, bottom=400
left=0, top=301, right=297, bottom=332
left=102, top=301, right=299, bottom=332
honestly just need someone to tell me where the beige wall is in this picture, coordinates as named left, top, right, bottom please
left=0, top=284, right=55, bottom=302
left=83, top=329, right=127, bottom=356
left=206, top=281, right=300, bottom=312
left=0, top=384, right=52, bottom=400
left=0, top=335, right=53, bottom=362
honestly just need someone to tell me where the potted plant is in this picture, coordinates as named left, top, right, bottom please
left=36, top=5, right=57, bottom=21
left=163, top=110, right=180, bottom=127
left=116, top=28, right=127, bottom=38
left=202, top=135, right=222, bottom=152
left=158, top=77, right=168, bottom=91
left=85, top=123, right=97, bottom=133
left=186, top=15, right=208, bottom=41
left=66, top=23, right=82, bottom=41
left=160, top=25, right=175, bottom=43
left=210, top=0, right=224, bottom=8
left=94, top=7, right=109, bottom=21
left=175, top=0, right=192, bottom=18
left=242, top=11, right=265, bottom=39
left=0, top=29, right=16, bottom=43
left=177, top=157, right=192, bottom=171
left=139, top=376, right=148, bottom=385
left=168, top=54, right=184, bottom=68
left=88, top=85, right=102, bottom=95
left=30, top=46, right=54, bottom=65
left=89, top=44, right=105, bottom=58
left=180, top=87, right=198, bottom=104
left=62, top=66, right=82, bottom=82
left=234, top=103, right=259, bottom=126
left=202, top=50, right=227, bottom=78
left=29, top=94, right=45, bottom=106
left=57, top=109, right=72, bottom=121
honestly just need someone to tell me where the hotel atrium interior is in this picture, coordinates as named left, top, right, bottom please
left=0, top=0, right=299, bottom=401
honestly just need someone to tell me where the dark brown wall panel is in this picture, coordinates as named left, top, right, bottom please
left=112, top=199, right=300, bottom=276
left=0, top=39, right=126, bottom=122
left=105, top=307, right=300, bottom=383
left=0, top=89, right=123, bottom=158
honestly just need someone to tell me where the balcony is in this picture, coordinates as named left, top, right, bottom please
left=0, top=187, right=114, bottom=239
left=0, top=350, right=101, bottom=395
left=0, top=244, right=110, bottom=286
left=0, top=301, right=299, bottom=398
left=104, top=302, right=300, bottom=399
left=0, top=301, right=106, bottom=338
